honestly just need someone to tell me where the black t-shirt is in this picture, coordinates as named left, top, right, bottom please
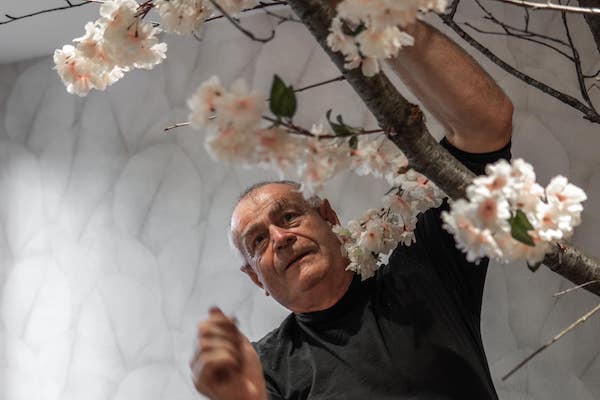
left=253, top=138, right=511, bottom=400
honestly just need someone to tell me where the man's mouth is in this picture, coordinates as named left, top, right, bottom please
left=286, top=251, right=312, bottom=269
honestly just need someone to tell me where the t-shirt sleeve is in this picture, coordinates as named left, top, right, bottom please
left=388, top=137, right=512, bottom=320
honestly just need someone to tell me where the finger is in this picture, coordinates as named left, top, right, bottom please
left=190, top=329, right=243, bottom=367
left=197, top=348, right=240, bottom=382
left=198, top=321, right=241, bottom=345
left=208, top=307, right=238, bottom=327
left=199, top=336, right=242, bottom=363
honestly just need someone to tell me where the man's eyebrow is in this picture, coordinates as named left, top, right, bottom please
left=239, top=198, right=305, bottom=247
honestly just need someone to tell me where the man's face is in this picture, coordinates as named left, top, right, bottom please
left=231, top=183, right=351, bottom=313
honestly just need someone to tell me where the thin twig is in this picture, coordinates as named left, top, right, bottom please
left=491, top=0, right=600, bottom=15
left=562, top=10, right=598, bottom=114
left=463, top=22, right=574, bottom=61
left=475, top=0, right=570, bottom=47
left=207, top=0, right=276, bottom=42
left=0, top=0, right=97, bottom=25
left=265, top=75, right=347, bottom=102
left=438, top=0, right=600, bottom=123
left=294, top=75, right=346, bottom=94
left=261, top=115, right=385, bottom=139
left=502, top=302, right=600, bottom=380
left=554, top=280, right=600, bottom=297
left=259, top=1, right=300, bottom=25
left=205, top=1, right=288, bottom=23
left=164, top=122, right=192, bottom=132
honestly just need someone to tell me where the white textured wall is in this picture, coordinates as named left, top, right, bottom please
left=0, top=4, right=599, bottom=400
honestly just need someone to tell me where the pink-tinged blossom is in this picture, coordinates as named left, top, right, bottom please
left=358, top=219, right=386, bottom=253
left=382, top=194, right=416, bottom=227
left=444, top=158, right=586, bottom=265
left=187, top=76, right=225, bottom=128
left=535, top=202, right=569, bottom=241
left=55, top=0, right=167, bottom=96
left=545, top=175, right=587, bottom=216
left=101, top=1, right=167, bottom=70
left=215, top=79, right=265, bottom=131
left=398, top=169, right=445, bottom=210
left=255, top=127, right=302, bottom=171
left=156, top=0, right=211, bottom=35
left=204, top=126, right=259, bottom=164
left=442, top=205, right=502, bottom=263
left=328, top=0, right=446, bottom=76
left=297, top=138, right=348, bottom=196
left=54, top=45, right=122, bottom=96
left=356, top=26, right=413, bottom=60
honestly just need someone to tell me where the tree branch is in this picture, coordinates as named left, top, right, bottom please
left=502, top=301, right=600, bottom=380
left=207, top=0, right=275, bottom=42
left=0, top=1, right=96, bottom=25
left=492, top=0, right=600, bottom=15
left=286, top=0, right=600, bottom=298
left=438, top=0, right=600, bottom=123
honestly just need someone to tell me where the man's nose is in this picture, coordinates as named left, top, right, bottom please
left=270, top=226, right=296, bottom=250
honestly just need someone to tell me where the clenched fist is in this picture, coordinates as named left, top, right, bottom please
left=190, top=307, right=268, bottom=400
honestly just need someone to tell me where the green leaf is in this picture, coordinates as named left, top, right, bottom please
left=326, top=109, right=359, bottom=137
left=349, top=135, right=358, bottom=150
left=269, top=75, right=297, bottom=119
left=509, top=209, right=535, bottom=246
left=527, top=261, right=543, bottom=272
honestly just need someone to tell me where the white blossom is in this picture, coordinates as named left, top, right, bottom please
left=53, top=45, right=122, bottom=96
left=54, top=0, right=167, bottom=96
left=328, top=0, right=446, bottom=76
left=214, top=79, right=265, bottom=131
left=156, top=0, right=211, bottom=35
left=443, top=158, right=586, bottom=265
left=101, top=1, right=167, bottom=70
left=546, top=175, right=587, bottom=216
left=187, top=76, right=226, bottom=128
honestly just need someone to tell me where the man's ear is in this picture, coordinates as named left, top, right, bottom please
left=318, top=198, right=340, bottom=226
left=240, top=264, right=264, bottom=289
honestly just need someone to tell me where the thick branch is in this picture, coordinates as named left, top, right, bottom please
left=286, top=0, right=475, bottom=199
left=287, top=0, right=600, bottom=298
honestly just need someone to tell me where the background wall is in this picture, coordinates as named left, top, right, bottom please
left=0, top=2, right=599, bottom=400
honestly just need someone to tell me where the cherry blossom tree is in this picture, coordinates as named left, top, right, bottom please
left=3, top=0, right=600, bottom=377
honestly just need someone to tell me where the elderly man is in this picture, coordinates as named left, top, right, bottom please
left=189, top=19, right=513, bottom=400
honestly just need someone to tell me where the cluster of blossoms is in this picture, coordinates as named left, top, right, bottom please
left=188, top=75, right=446, bottom=280
left=442, top=159, right=586, bottom=265
left=327, top=0, right=447, bottom=76
left=155, top=0, right=256, bottom=35
left=188, top=76, right=348, bottom=194
left=54, top=0, right=257, bottom=96
left=333, top=173, right=444, bottom=280
left=54, top=0, right=167, bottom=96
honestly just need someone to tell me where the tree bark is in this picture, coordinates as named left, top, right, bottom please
left=287, top=0, right=600, bottom=297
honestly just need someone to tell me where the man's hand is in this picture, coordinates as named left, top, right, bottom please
left=190, top=307, right=268, bottom=400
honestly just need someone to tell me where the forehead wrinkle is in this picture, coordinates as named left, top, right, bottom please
left=238, top=195, right=309, bottom=247
left=240, top=199, right=287, bottom=243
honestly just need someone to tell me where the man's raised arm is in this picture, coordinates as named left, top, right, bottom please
left=387, top=21, right=513, bottom=153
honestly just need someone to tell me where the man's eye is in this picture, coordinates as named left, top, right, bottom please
left=254, top=234, right=265, bottom=246
left=283, top=213, right=296, bottom=222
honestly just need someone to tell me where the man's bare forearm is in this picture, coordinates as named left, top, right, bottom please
left=387, top=21, right=513, bottom=153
